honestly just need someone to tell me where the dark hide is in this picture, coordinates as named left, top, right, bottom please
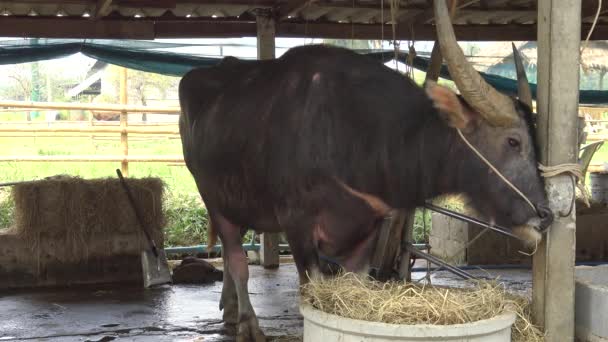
left=178, top=44, right=551, bottom=341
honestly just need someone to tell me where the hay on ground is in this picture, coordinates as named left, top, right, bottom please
left=302, top=272, right=544, bottom=342
left=11, top=175, right=165, bottom=263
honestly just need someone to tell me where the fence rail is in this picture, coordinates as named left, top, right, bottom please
left=0, top=100, right=181, bottom=114
left=0, top=100, right=606, bottom=174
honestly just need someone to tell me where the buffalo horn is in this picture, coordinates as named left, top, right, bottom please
left=512, top=42, right=533, bottom=109
left=425, top=0, right=458, bottom=85
left=433, top=0, right=518, bottom=126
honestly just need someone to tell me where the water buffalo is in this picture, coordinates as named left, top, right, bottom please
left=178, top=1, right=553, bottom=340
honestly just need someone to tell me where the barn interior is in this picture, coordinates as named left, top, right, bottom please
left=0, top=1, right=606, bottom=341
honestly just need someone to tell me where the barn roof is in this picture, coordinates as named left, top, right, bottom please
left=0, top=1, right=606, bottom=41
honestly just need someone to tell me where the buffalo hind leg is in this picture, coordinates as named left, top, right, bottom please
left=211, top=210, right=265, bottom=342
left=219, top=256, right=238, bottom=331
left=220, top=228, right=249, bottom=330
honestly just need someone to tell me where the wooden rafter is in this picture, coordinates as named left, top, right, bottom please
left=278, top=0, right=314, bottom=20
left=95, top=0, right=113, bottom=18
left=399, top=0, right=480, bottom=26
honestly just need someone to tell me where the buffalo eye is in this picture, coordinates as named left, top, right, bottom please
left=507, top=137, right=520, bottom=149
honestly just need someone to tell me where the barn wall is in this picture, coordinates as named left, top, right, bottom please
left=429, top=212, right=468, bottom=265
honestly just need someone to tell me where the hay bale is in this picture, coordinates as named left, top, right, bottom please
left=302, top=273, right=544, bottom=342
left=12, top=175, right=165, bottom=263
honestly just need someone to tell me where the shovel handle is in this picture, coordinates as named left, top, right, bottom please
left=116, top=169, right=159, bottom=257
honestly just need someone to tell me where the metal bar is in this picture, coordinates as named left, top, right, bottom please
left=406, top=243, right=477, bottom=280
left=164, top=243, right=291, bottom=255
left=423, top=202, right=524, bottom=241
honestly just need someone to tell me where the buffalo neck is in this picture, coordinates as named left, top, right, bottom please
left=396, top=112, right=478, bottom=208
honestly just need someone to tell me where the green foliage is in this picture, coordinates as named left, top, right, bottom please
left=164, top=194, right=210, bottom=247
left=412, top=197, right=466, bottom=244
left=0, top=190, right=13, bottom=230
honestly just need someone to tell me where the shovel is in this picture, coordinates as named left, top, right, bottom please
left=116, top=169, right=172, bottom=288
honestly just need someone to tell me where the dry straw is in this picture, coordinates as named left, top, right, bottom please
left=302, top=272, right=544, bottom=342
left=11, top=175, right=165, bottom=264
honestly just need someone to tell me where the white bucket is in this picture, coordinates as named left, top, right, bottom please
left=300, top=303, right=516, bottom=342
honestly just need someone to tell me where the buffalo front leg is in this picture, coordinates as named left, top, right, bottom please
left=212, top=211, right=265, bottom=342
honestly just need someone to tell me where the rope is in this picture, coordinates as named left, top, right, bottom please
left=581, top=0, right=602, bottom=74
left=389, top=0, right=400, bottom=72
left=457, top=129, right=590, bottom=217
left=539, top=163, right=590, bottom=211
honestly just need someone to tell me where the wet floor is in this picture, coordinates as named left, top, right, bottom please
left=0, top=263, right=533, bottom=341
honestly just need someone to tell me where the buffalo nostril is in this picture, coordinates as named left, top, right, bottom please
left=536, top=205, right=554, bottom=231
left=537, top=205, right=551, bottom=218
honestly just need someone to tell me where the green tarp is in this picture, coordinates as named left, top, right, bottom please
left=0, top=39, right=607, bottom=105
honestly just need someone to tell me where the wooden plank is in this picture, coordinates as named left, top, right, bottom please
left=533, top=0, right=581, bottom=339
left=256, top=13, right=280, bottom=270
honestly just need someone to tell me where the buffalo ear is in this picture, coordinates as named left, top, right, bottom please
left=425, top=81, right=478, bottom=132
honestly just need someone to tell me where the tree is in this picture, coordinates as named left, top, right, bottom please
left=103, top=65, right=179, bottom=122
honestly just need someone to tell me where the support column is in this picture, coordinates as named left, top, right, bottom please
left=257, top=12, right=280, bottom=269
left=533, top=1, right=581, bottom=340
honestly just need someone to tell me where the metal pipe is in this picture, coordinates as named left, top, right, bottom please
left=406, top=243, right=477, bottom=280
left=423, top=202, right=525, bottom=241
left=164, top=243, right=292, bottom=255
left=165, top=243, right=428, bottom=256
left=412, top=260, right=608, bottom=272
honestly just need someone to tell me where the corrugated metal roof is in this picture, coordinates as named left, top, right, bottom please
left=0, top=1, right=604, bottom=40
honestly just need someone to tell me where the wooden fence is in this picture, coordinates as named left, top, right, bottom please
left=0, top=99, right=182, bottom=175
left=0, top=101, right=606, bottom=174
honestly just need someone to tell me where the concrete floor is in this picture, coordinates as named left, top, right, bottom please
left=0, top=263, right=533, bottom=341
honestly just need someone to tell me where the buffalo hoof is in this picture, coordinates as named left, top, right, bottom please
left=222, top=306, right=238, bottom=327
left=237, top=316, right=266, bottom=342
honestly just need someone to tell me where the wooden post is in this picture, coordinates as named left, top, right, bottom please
left=119, top=67, right=129, bottom=177
left=370, top=209, right=408, bottom=281
left=397, top=209, right=416, bottom=282
left=257, top=11, right=280, bottom=269
left=533, top=1, right=581, bottom=339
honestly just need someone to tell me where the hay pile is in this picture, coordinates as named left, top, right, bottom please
left=302, top=273, right=544, bottom=342
left=11, top=175, right=165, bottom=263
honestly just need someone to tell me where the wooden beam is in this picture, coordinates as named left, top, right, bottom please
left=0, top=17, right=155, bottom=39
left=1, top=17, right=608, bottom=41
left=582, top=0, right=608, bottom=21
left=533, top=0, right=581, bottom=340
left=256, top=12, right=280, bottom=270
left=95, top=0, right=113, bottom=18
left=276, top=22, right=538, bottom=41
left=400, top=0, right=480, bottom=26
left=278, top=0, right=314, bottom=20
